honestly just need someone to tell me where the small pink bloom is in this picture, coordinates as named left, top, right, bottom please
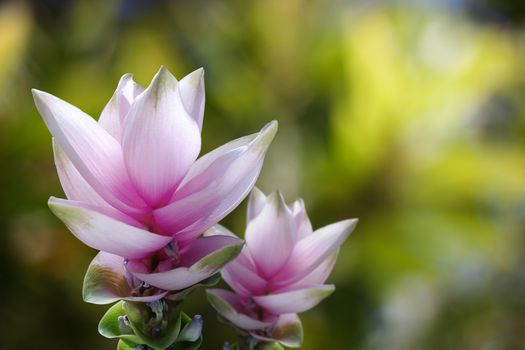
left=33, top=67, right=277, bottom=302
left=207, top=189, right=357, bottom=345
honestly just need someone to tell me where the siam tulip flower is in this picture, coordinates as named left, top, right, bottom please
left=207, top=189, right=357, bottom=348
left=32, top=66, right=277, bottom=304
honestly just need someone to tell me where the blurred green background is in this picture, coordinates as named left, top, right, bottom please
left=2, top=0, right=525, bottom=349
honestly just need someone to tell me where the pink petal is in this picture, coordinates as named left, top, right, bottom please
left=32, top=89, right=146, bottom=215
left=122, top=66, right=201, bottom=207
left=280, top=250, right=339, bottom=291
left=48, top=197, right=172, bottom=258
left=178, top=68, right=205, bottom=131
left=129, top=235, right=243, bottom=291
left=53, top=140, right=108, bottom=207
left=98, top=74, right=144, bottom=141
left=83, top=251, right=167, bottom=305
left=272, top=219, right=357, bottom=286
left=247, top=187, right=267, bottom=222
left=179, top=235, right=242, bottom=266
left=245, top=192, right=295, bottom=279
left=254, top=285, right=335, bottom=314
left=153, top=121, right=278, bottom=240
left=222, top=256, right=268, bottom=297
left=206, top=289, right=274, bottom=330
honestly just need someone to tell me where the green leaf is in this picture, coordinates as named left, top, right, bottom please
left=98, top=301, right=143, bottom=344
left=123, top=300, right=183, bottom=350
left=117, top=339, right=138, bottom=350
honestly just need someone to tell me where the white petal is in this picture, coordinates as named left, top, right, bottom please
left=178, top=68, right=205, bottom=131
left=48, top=197, right=172, bottom=258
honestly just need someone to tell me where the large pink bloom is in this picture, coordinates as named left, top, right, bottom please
left=33, top=67, right=277, bottom=303
left=207, top=189, right=357, bottom=346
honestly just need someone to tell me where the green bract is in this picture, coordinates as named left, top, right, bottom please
left=99, top=300, right=203, bottom=350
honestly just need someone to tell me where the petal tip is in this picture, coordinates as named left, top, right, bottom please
left=150, top=66, right=177, bottom=92
left=31, top=88, right=49, bottom=104
left=253, top=120, right=278, bottom=154
left=183, top=67, right=205, bottom=87
left=267, top=191, right=288, bottom=214
left=344, top=218, right=359, bottom=234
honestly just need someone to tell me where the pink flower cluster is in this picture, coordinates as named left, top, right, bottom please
left=34, top=67, right=357, bottom=347
left=207, top=189, right=356, bottom=346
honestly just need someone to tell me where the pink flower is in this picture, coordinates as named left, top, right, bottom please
left=32, top=67, right=277, bottom=303
left=207, top=189, right=357, bottom=346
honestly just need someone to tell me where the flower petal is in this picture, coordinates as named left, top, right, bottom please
left=122, top=66, right=201, bottom=207
left=32, top=89, right=145, bottom=215
left=273, top=219, right=357, bottom=286
left=179, top=235, right=243, bottom=267
left=290, top=198, right=313, bottom=240
left=129, top=235, right=243, bottom=291
left=48, top=197, right=172, bottom=258
left=178, top=68, right=205, bottom=131
left=53, top=139, right=108, bottom=207
left=153, top=121, right=278, bottom=240
left=247, top=187, right=267, bottom=222
left=206, top=289, right=274, bottom=330
left=99, top=73, right=144, bottom=141
left=83, top=251, right=167, bottom=305
left=245, top=192, right=295, bottom=279
left=281, top=250, right=339, bottom=291
left=221, top=256, right=268, bottom=297
left=254, top=285, right=335, bottom=314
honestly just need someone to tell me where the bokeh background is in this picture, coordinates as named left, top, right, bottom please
left=2, top=0, right=525, bottom=349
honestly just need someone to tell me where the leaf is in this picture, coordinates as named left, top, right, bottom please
left=98, top=301, right=143, bottom=344
left=117, top=339, right=138, bottom=350
left=123, top=300, right=183, bottom=350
